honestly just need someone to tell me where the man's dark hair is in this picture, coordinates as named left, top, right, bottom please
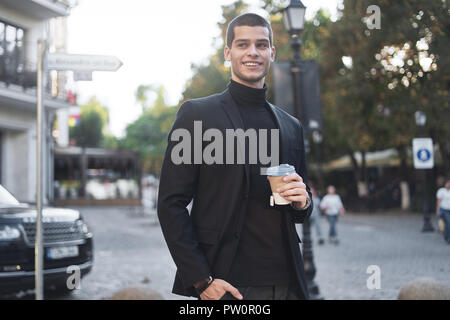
left=226, top=13, right=273, bottom=48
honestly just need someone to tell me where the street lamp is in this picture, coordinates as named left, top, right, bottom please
left=281, top=0, right=322, bottom=300
left=415, top=110, right=434, bottom=232
left=282, top=0, right=306, bottom=64
left=282, top=0, right=307, bottom=35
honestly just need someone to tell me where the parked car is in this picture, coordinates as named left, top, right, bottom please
left=0, top=184, right=93, bottom=295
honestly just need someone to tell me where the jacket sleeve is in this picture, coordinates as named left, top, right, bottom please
left=157, top=100, right=211, bottom=290
left=287, top=120, right=313, bottom=224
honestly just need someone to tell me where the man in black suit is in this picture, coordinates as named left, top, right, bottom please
left=157, top=13, right=312, bottom=300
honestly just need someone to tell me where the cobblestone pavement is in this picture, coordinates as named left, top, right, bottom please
left=40, top=206, right=449, bottom=300
left=298, top=211, right=450, bottom=300
left=58, top=206, right=190, bottom=300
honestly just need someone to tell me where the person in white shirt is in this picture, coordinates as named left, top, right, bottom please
left=319, top=185, right=345, bottom=244
left=436, top=179, right=450, bottom=244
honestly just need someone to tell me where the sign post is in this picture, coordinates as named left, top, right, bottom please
left=35, top=39, right=46, bottom=301
left=35, top=49, right=122, bottom=300
left=412, top=137, right=434, bottom=232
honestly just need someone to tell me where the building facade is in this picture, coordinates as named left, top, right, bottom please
left=0, top=0, right=74, bottom=203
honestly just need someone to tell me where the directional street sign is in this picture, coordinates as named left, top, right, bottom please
left=47, top=53, right=123, bottom=72
left=412, top=138, right=434, bottom=169
left=35, top=48, right=123, bottom=300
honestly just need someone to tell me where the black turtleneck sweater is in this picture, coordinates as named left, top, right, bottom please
left=226, top=79, right=295, bottom=286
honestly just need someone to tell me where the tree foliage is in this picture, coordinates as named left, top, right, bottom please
left=119, top=85, right=177, bottom=174
left=70, top=97, right=109, bottom=148
left=319, top=0, right=450, bottom=179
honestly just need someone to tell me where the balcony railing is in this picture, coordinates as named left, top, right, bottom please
left=0, top=54, right=75, bottom=104
left=0, top=54, right=37, bottom=89
left=0, top=0, right=71, bottom=19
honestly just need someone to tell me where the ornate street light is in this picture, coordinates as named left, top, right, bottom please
left=281, top=0, right=322, bottom=300
left=281, top=0, right=307, bottom=35
left=281, top=0, right=306, bottom=63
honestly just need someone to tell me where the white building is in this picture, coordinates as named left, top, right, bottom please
left=0, top=0, right=75, bottom=203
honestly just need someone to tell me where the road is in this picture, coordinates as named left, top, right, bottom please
left=298, top=211, right=450, bottom=299
left=8, top=205, right=448, bottom=300
left=58, top=205, right=190, bottom=300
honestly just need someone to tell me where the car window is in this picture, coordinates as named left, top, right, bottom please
left=0, top=184, right=20, bottom=205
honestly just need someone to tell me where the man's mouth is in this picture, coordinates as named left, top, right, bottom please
left=242, top=61, right=262, bottom=67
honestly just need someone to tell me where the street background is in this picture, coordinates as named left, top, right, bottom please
left=52, top=203, right=449, bottom=300
left=0, top=0, right=448, bottom=300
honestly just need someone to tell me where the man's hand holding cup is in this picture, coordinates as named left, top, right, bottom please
left=266, top=164, right=309, bottom=209
left=276, top=173, right=309, bottom=210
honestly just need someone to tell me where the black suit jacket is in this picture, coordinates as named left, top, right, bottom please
left=157, top=88, right=313, bottom=299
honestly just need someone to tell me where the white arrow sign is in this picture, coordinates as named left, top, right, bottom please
left=47, top=53, right=123, bottom=71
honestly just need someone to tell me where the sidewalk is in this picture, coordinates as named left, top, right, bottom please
left=60, top=206, right=449, bottom=300
left=299, top=211, right=450, bottom=299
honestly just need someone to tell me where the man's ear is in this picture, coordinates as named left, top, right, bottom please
left=270, top=46, right=276, bottom=62
left=224, top=45, right=231, bottom=62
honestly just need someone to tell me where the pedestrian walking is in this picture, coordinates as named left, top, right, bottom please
left=310, top=187, right=324, bottom=245
left=319, top=185, right=345, bottom=244
left=157, top=13, right=313, bottom=300
left=436, top=179, right=450, bottom=244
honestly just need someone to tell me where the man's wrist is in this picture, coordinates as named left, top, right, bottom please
left=292, top=195, right=311, bottom=210
left=194, top=276, right=214, bottom=295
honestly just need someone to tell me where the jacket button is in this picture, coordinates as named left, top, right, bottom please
left=234, top=232, right=240, bottom=239
left=243, top=193, right=249, bottom=199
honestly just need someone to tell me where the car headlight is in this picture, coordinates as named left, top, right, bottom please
left=76, top=220, right=89, bottom=234
left=0, top=225, right=21, bottom=241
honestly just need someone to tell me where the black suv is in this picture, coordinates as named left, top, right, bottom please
left=0, top=184, right=93, bottom=295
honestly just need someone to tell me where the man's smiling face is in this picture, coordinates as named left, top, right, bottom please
left=224, top=25, right=275, bottom=89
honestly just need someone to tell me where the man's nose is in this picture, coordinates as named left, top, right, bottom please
left=246, top=44, right=259, bottom=56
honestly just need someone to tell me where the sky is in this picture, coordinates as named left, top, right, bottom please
left=67, top=0, right=340, bottom=137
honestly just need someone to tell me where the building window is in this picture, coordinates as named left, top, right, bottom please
left=0, top=20, right=25, bottom=83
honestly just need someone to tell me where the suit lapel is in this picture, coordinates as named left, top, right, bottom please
left=219, top=90, right=291, bottom=187
left=220, top=89, right=250, bottom=189
left=266, top=101, right=289, bottom=165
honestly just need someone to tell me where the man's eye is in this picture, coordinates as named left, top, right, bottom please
left=258, top=43, right=268, bottom=48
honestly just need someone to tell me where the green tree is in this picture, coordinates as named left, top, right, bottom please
left=318, top=0, right=449, bottom=197
left=81, top=96, right=110, bottom=133
left=120, top=85, right=177, bottom=174
left=70, top=110, right=103, bottom=148
left=69, top=96, right=112, bottom=148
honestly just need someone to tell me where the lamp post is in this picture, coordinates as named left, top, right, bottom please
left=282, top=0, right=306, bottom=121
left=415, top=110, right=434, bottom=232
left=312, top=128, right=325, bottom=192
left=281, top=0, right=322, bottom=300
